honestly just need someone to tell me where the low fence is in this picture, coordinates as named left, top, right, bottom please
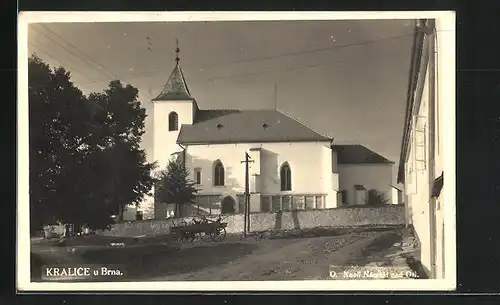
left=99, top=205, right=405, bottom=238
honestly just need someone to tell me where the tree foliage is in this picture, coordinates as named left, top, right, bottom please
left=365, top=189, right=390, bottom=206
left=155, top=159, right=198, bottom=218
left=29, top=55, right=156, bottom=232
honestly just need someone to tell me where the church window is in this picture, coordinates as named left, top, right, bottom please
left=168, top=112, right=179, bottom=131
left=280, top=162, right=292, bottom=191
left=194, top=168, right=202, bottom=185
left=213, top=160, right=225, bottom=186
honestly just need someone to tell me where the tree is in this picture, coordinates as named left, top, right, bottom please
left=85, top=80, right=156, bottom=222
left=29, top=55, right=156, bottom=232
left=29, top=55, right=91, bottom=233
left=365, top=189, right=390, bottom=206
left=155, top=159, right=198, bottom=218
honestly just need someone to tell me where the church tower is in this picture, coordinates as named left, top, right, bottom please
left=152, top=40, right=197, bottom=171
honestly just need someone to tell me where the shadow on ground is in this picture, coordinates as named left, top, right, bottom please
left=36, top=235, right=176, bottom=248
left=80, top=242, right=259, bottom=280
left=261, top=225, right=402, bottom=240
left=342, top=231, right=402, bottom=267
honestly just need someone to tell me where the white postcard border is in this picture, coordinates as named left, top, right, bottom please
left=17, top=11, right=456, bottom=291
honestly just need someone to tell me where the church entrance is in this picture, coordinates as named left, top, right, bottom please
left=221, top=196, right=236, bottom=214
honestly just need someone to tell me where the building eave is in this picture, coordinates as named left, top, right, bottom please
left=176, top=139, right=333, bottom=146
left=397, top=19, right=430, bottom=183
left=338, top=162, right=395, bottom=166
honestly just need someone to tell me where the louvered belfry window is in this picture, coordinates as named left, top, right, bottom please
left=168, top=112, right=179, bottom=131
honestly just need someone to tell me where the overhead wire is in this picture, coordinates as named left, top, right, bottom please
left=75, top=32, right=416, bottom=86
left=28, top=41, right=95, bottom=83
left=30, top=25, right=116, bottom=82
left=39, top=24, right=118, bottom=79
left=28, top=27, right=432, bottom=100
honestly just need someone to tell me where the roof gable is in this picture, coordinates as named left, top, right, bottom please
left=177, top=109, right=332, bottom=144
left=333, top=144, right=394, bottom=164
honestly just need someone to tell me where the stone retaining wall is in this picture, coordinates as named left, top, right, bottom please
left=99, top=205, right=405, bottom=237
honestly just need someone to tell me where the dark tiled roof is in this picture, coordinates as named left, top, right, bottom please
left=177, top=109, right=332, bottom=144
left=397, top=20, right=428, bottom=183
left=194, top=109, right=241, bottom=123
left=333, top=144, right=394, bottom=164
left=152, top=63, right=193, bottom=101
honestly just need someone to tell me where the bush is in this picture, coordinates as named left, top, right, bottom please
left=365, top=189, right=390, bottom=206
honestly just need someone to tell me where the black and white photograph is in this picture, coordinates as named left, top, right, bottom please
left=17, top=11, right=456, bottom=291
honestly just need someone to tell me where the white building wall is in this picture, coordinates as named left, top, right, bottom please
left=405, top=55, right=432, bottom=273
left=391, top=188, right=403, bottom=205
left=321, top=145, right=338, bottom=208
left=148, top=99, right=195, bottom=219
left=122, top=205, right=137, bottom=221
left=337, top=164, right=393, bottom=206
left=433, top=17, right=448, bottom=280
left=404, top=19, right=449, bottom=278
left=177, top=141, right=337, bottom=212
left=153, top=100, right=195, bottom=170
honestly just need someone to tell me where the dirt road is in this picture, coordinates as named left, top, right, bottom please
left=144, top=228, right=407, bottom=281
left=31, top=227, right=413, bottom=281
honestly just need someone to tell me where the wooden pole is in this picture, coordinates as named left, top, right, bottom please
left=243, top=190, right=247, bottom=237
left=241, top=152, right=254, bottom=237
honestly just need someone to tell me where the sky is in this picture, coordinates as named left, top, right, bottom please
left=27, top=19, right=415, bottom=183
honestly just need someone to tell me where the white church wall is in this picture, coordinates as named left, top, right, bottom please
left=149, top=99, right=196, bottom=219
left=152, top=100, right=194, bottom=170
left=337, top=163, right=393, bottom=206
left=121, top=205, right=137, bottom=221
left=184, top=141, right=334, bottom=211
left=321, top=144, right=338, bottom=208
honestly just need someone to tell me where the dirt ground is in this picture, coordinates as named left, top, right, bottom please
left=147, top=228, right=407, bottom=281
left=31, top=227, right=416, bottom=281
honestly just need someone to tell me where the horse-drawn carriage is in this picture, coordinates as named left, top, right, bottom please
left=170, top=215, right=228, bottom=243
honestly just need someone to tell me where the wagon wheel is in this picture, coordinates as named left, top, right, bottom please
left=179, top=231, right=193, bottom=243
left=190, top=232, right=198, bottom=243
left=200, top=231, right=212, bottom=242
left=210, top=227, right=227, bottom=242
left=178, top=232, right=187, bottom=243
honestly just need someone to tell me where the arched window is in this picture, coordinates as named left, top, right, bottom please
left=213, top=160, right=225, bottom=186
left=168, top=112, right=179, bottom=131
left=280, top=162, right=292, bottom=191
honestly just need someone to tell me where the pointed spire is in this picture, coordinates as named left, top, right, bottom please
left=152, top=39, right=193, bottom=101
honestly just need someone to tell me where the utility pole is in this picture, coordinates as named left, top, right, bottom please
left=241, top=152, right=254, bottom=237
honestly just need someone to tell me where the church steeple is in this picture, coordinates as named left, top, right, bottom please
left=152, top=39, right=193, bottom=101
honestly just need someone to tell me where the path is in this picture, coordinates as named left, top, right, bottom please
left=148, top=229, right=405, bottom=281
left=31, top=227, right=414, bottom=281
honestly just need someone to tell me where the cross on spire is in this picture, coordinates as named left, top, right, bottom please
left=175, top=38, right=180, bottom=64
left=151, top=38, right=193, bottom=101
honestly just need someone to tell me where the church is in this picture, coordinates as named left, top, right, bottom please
left=139, top=46, right=396, bottom=220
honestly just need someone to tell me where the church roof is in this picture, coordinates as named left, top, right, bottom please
left=332, top=144, right=394, bottom=164
left=177, top=109, right=332, bottom=145
left=152, top=64, right=193, bottom=101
